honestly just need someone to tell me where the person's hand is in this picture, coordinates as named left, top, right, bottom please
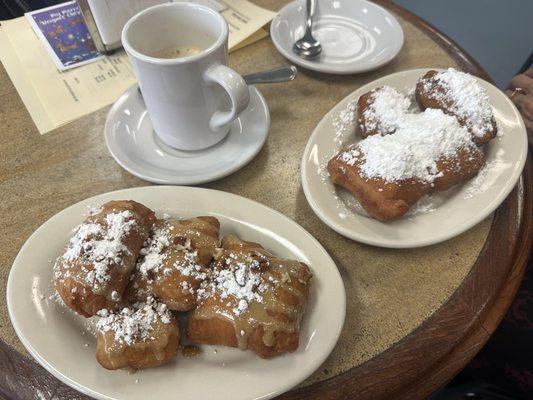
left=505, top=68, right=533, bottom=145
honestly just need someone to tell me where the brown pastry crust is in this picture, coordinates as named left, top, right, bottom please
left=434, top=146, right=485, bottom=192
left=187, top=302, right=300, bottom=358
left=328, top=144, right=486, bottom=221
left=54, top=200, right=155, bottom=317
left=356, top=90, right=380, bottom=138
left=123, top=270, right=153, bottom=305
left=356, top=88, right=397, bottom=138
left=187, top=234, right=312, bottom=358
left=415, top=70, right=497, bottom=145
left=327, top=148, right=430, bottom=221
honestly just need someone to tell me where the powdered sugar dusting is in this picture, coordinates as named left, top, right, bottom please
left=463, top=148, right=511, bottom=199
left=136, top=221, right=208, bottom=281
left=333, top=99, right=357, bottom=143
left=405, top=195, right=440, bottom=216
left=96, top=296, right=172, bottom=346
left=174, top=250, right=208, bottom=280
left=55, top=209, right=137, bottom=287
left=197, top=253, right=267, bottom=315
left=337, top=109, right=476, bottom=183
left=423, top=68, right=494, bottom=138
left=137, top=225, right=170, bottom=275
left=362, top=86, right=411, bottom=134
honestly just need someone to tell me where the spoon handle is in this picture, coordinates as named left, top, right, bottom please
left=137, top=66, right=298, bottom=99
left=306, top=0, right=317, bottom=33
left=243, top=66, right=298, bottom=85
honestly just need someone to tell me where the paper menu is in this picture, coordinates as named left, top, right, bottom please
left=232, top=27, right=268, bottom=52
left=0, top=16, right=136, bottom=134
left=220, top=0, right=275, bottom=49
left=0, top=0, right=276, bottom=135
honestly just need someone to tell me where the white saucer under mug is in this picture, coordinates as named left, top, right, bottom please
left=105, top=85, right=269, bottom=185
left=270, top=0, right=404, bottom=75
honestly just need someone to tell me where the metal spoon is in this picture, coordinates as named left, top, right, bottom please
left=292, top=0, right=322, bottom=59
left=138, top=66, right=298, bottom=97
left=243, top=65, right=297, bottom=84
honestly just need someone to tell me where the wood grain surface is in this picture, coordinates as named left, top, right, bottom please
left=0, top=1, right=531, bottom=400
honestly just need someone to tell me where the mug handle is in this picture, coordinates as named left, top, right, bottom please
left=204, top=64, right=250, bottom=131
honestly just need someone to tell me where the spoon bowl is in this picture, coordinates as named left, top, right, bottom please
left=293, top=34, right=322, bottom=59
left=292, top=0, right=321, bottom=60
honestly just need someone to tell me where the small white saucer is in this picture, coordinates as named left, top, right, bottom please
left=270, top=0, right=404, bottom=75
left=105, top=85, right=269, bottom=185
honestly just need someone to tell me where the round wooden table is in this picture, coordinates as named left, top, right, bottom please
left=0, top=1, right=531, bottom=399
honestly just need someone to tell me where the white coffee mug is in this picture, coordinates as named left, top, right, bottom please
left=121, top=2, right=250, bottom=151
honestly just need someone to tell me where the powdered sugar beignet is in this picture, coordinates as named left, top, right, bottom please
left=416, top=68, right=497, bottom=145
left=187, top=234, right=312, bottom=358
left=54, top=200, right=155, bottom=317
left=96, top=296, right=179, bottom=370
left=329, top=109, right=484, bottom=221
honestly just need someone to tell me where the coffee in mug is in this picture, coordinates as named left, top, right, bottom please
left=149, top=44, right=205, bottom=59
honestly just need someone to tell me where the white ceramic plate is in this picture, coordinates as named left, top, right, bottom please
left=270, top=0, right=404, bottom=75
left=7, top=186, right=345, bottom=400
left=301, top=69, right=528, bottom=248
left=105, top=85, right=269, bottom=185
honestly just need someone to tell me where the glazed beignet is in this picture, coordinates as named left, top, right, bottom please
left=416, top=68, right=497, bottom=145
left=188, top=234, right=312, bottom=358
left=123, top=270, right=154, bottom=305
left=54, top=200, right=155, bottom=317
left=96, top=296, right=179, bottom=370
left=356, top=85, right=411, bottom=138
left=133, top=216, right=220, bottom=311
left=329, top=109, right=484, bottom=221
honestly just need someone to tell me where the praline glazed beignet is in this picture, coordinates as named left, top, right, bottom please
left=54, top=200, right=155, bottom=317
left=356, top=85, right=411, bottom=138
left=123, top=270, right=153, bottom=305
left=95, top=296, right=179, bottom=370
left=415, top=68, right=497, bottom=145
left=187, top=234, right=312, bottom=358
left=130, top=216, right=220, bottom=311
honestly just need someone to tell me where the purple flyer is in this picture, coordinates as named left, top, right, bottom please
left=26, top=1, right=102, bottom=71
